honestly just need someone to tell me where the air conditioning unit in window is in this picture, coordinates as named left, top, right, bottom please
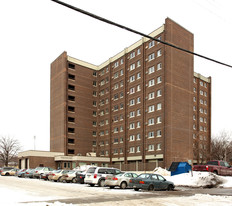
left=145, top=46, right=148, bottom=49
left=145, top=58, right=148, bottom=61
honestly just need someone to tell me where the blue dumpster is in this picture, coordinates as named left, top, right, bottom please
left=169, top=162, right=192, bottom=176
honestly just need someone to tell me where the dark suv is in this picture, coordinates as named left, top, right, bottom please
left=84, top=166, right=121, bottom=187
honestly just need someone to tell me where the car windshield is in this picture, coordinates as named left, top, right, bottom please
left=35, top=167, right=43, bottom=170
left=68, top=170, right=76, bottom=174
left=115, top=173, right=124, bottom=177
left=138, top=174, right=150, bottom=179
left=87, top=167, right=96, bottom=173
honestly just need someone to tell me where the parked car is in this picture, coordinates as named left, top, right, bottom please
left=48, top=170, right=69, bottom=182
left=84, top=167, right=121, bottom=187
left=75, top=171, right=86, bottom=184
left=129, top=173, right=175, bottom=191
left=60, top=170, right=79, bottom=183
left=0, top=167, right=14, bottom=175
left=105, top=172, right=138, bottom=189
left=193, top=160, right=232, bottom=176
left=24, top=169, right=35, bottom=178
left=17, top=169, right=27, bottom=178
left=1, top=168, right=19, bottom=176
left=33, top=167, right=54, bottom=179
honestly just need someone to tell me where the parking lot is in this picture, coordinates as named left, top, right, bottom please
left=1, top=176, right=232, bottom=205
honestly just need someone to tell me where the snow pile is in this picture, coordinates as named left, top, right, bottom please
left=153, top=167, right=171, bottom=176
left=166, top=171, right=228, bottom=188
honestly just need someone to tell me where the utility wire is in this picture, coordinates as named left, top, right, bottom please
left=51, top=0, right=232, bottom=69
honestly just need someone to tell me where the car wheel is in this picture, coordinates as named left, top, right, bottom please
left=120, top=182, right=127, bottom=189
left=134, top=188, right=139, bottom=191
left=213, top=170, right=218, bottom=175
left=148, top=184, right=154, bottom=191
left=167, top=184, right=174, bottom=191
left=89, top=184, right=94, bottom=187
left=5, top=173, right=9, bottom=176
left=109, top=186, right=115, bottom=189
left=57, top=177, right=61, bottom=182
left=72, top=177, right=77, bottom=183
left=99, top=179, right=105, bottom=187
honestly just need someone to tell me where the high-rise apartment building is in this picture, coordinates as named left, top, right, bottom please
left=50, top=18, right=211, bottom=170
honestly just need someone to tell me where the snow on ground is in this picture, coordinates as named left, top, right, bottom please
left=1, top=170, right=232, bottom=206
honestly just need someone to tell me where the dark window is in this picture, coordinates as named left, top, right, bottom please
left=92, top=131, right=97, bottom=136
left=68, top=74, right=75, bottom=80
left=68, top=139, right=74, bottom=144
left=68, top=63, right=75, bottom=69
left=68, top=106, right=75, bottom=112
left=68, top=128, right=75, bottom=133
left=93, top=81, right=97, bottom=86
left=98, top=169, right=107, bottom=174
left=68, top=84, right=75, bottom=91
left=68, top=149, right=75, bottom=154
left=68, top=117, right=75, bottom=122
left=93, top=111, right=97, bottom=116
left=68, top=95, right=75, bottom=101
left=92, top=141, right=96, bottom=146
left=87, top=167, right=96, bottom=173
left=93, top=71, right=97, bottom=76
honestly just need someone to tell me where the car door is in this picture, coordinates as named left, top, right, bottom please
left=151, top=174, right=160, bottom=189
left=157, top=175, right=168, bottom=190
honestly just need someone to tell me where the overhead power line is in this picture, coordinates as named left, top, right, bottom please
left=51, top=0, right=232, bottom=69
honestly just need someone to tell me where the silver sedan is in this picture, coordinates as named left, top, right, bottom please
left=104, top=172, right=138, bottom=189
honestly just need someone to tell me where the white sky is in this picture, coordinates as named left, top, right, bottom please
left=0, top=0, right=232, bottom=151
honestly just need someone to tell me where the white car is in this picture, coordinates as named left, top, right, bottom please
left=84, top=167, right=121, bottom=187
left=33, top=167, right=54, bottom=179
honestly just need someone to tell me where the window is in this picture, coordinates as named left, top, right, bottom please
left=148, top=66, right=155, bottom=74
left=106, top=67, right=109, bottom=73
left=148, top=53, right=155, bottom=61
left=200, top=81, right=203, bottom=86
left=157, top=89, right=162, bottom=97
left=148, top=92, right=155, bottom=99
left=120, top=137, right=123, bottom=142
left=137, top=97, right=141, bottom=104
left=68, top=117, right=75, bottom=123
left=204, top=91, right=207, bottom=97
left=129, top=75, right=135, bottom=82
left=130, top=111, right=135, bottom=118
left=157, top=63, right=162, bottom=71
left=68, top=127, right=75, bottom=133
left=156, top=130, right=161, bottom=137
left=68, top=138, right=74, bottom=144
left=114, top=105, right=118, bottom=111
left=120, top=103, right=124, bottom=109
left=148, top=40, right=155, bottom=48
left=114, top=116, right=118, bottom=122
left=120, top=81, right=124, bottom=87
left=137, top=121, right=141, bottom=128
left=92, top=131, right=97, bottom=136
left=137, top=146, right=140, bottom=153
left=137, top=109, right=141, bottom=116
left=105, top=77, right=109, bottom=83
left=105, top=119, right=109, bottom=125
left=100, top=90, right=104, bottom=96
left=68, top=149, right=75, bottom=154
left=114, top=93, right=118, bottom=100
left=68, top=63, right=75, bottom=69
left=93, top=111, right=97, bottom=116
left=100, top=131, right=104, bottom=136
left=120, top=92, right=124, bottom=98
left=93, top=91, right=97, bottom=96
left=68, top=95, right=75, bottom=101
left=93, top=81, right=97, bottom=86
left=157, top=36, right=161, bottom=43
left=114, top=61, right=119, bottom=68
left=93, top=101, right=97, bottom=106
left=193, top=87, right=196, bottom=93
left=137, top=48, right=141, bottom=55
left=148, top=118, right=154, bottom=125
left=148, top=105, right=155, bottom=113
left=114, top=83, right=119, bottom=90
left=68, top=106, right=75, bottom=112
left=137, top=85, right=141, bottom=92
left=148, top=79, right=155, bottom=87
left=114, top=127, right=119, bottom=133
left=193, top=115, right=196, bottom=120
left=129, top=123, right=135, bottom=129
left=148, top=144, right=154, bottom=151
left=157, top=103, right=162, bottom=110
left=157, top=143, right=161, bottom=150
left=105, top=98, right=109, bottom=104
left=130, top=51, right=135, bottom=59
left=137, top=72, right=141, bottom=79
left=200, top=90, right=204, bottom=95
left=148, top=131, right=154, bottom=138
left=68, top=74, right=75, bottom=80
left=120, top=69, right=123, bottom=76
left=114, top=72, right=119, bottom=79
left=130, top=63, right=135, bottom=71
left=137, top=133, right=141, bottom=140
left=193, top=97, right=196, bottom=102
left=113, top=149, right=118, bottom=154
left=130, top=135, right=135, bottom=141
left=157, top=49, right=162, bottom=57
left=120, top=58, right=124, bottom=65
left=137, top=60, right=141, bottom=67
left=120, top=114, right=124, bottom=120
left=130, top=147, right=135, bottom=153
left=129, top=87, right=135, bottom=94
left=157, top=116, right=161, bottom=124
left=129, top=99, right=135, bottom=106
left=157, top=76, right=162, bottom=84
left=114, top=138, right=118, bottom=144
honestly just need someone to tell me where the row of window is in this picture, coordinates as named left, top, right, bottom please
left=193, top=125, right=207, bottom=132
left=193, top=134, right=207, bottom=141
left=193, top=78, right=208, bottom=88
left=193, top=115, right=207, bottom=123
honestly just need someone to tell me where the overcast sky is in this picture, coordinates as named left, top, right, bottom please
left=0, top=0, right=232, bottom=151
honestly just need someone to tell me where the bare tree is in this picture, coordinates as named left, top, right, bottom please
left=0, top=136, right=21, bottom=166
left=211, top=130, right=232, bottom=163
